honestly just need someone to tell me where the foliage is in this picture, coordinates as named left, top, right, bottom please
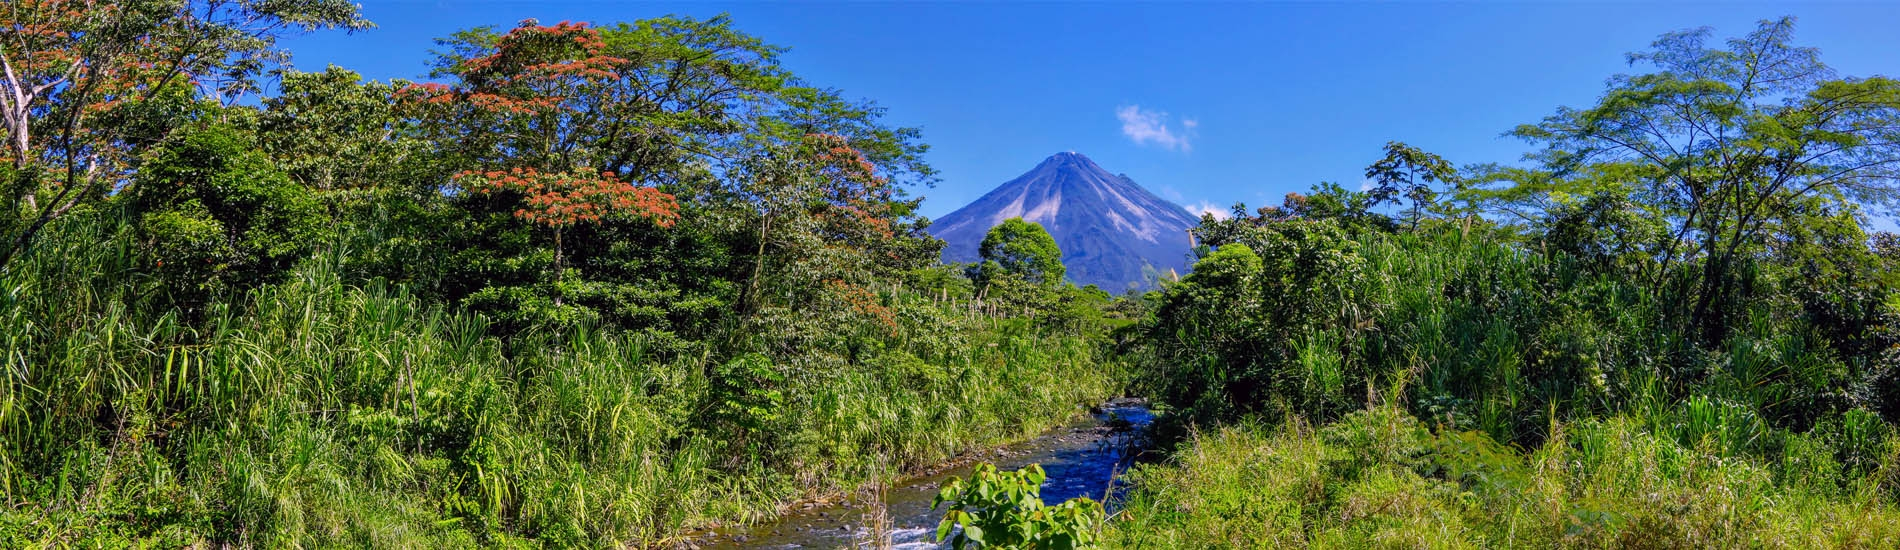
left=1142, top=214, right=1370, bottom=425
left=0, top=211, right=1120, bottom=546
left=1364, top=140, right=1459, bottom=229
left=130, top=124, right=326, bottom=307
left=0, top=0, right=369, bottom=269
left=933, top=463, right=1106, bottom=550
left=451, top=166, right=677, bottom=303
left=975, top=217, right=1066, bottom=287
left=1107, top=408, right=1900, bottom=549
left=1479, top=16, right=1900, bottom=344
left=258, top=67, right=423, bottom=193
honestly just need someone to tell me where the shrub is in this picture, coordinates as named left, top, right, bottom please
left=933, top=463, right=1106, bottom=550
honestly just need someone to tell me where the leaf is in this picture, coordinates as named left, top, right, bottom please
left=935, top=518, right=955, bottom=542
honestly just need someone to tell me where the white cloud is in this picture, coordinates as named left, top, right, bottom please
left=1116, top=105, right=1195, bottom=152
left=1188, top=200, right=1231, bottom=220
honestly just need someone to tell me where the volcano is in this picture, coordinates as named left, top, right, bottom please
left=929, top=152, right=1200, bottom=291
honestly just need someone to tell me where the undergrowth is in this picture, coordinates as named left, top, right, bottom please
left=1107, top=407, right=1900, bottom=549
left=0, top=213, right=1120, bottom=547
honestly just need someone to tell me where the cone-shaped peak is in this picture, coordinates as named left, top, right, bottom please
left=1037, top=151, right=1100, bottom=170
left=929, top=152, right=1200, bottom=291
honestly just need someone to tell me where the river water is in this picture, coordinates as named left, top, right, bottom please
left=698, top=399, right=1155, bottom=549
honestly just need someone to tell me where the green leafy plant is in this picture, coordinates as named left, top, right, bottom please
left=132, top=124, right=329, bottom=307
left=932, top=463, right=1106, bottom=550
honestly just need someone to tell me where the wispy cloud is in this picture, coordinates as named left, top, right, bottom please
left=1187, top=200, right=1231, bottom=220
left=1116, top=105, right=1195, bottom=152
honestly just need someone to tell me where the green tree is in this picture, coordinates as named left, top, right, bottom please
left=258, top=66, right=423, bottom=193
left=130, top=124, right=327, bottom=307
left=258, top=66, right=451, bottom=290
left=1502, top=17, right=1900, bottom=342
left=1149, top=213, right=1370, bottom=423
left=1265, top=183, right=1392, bottom=236
left=1363, top=141, right=1458, bottom=230
left=976, top=218, right=1064, bottom=286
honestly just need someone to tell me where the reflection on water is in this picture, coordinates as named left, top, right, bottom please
left=702, top=400, right=1154, bottom=549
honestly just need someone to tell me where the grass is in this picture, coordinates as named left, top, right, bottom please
left=1116, top=219, right=1900, bottom=549
left=1107, top=406, right=1900, bottom=549
left=0, top=212, right=1121, bottom=547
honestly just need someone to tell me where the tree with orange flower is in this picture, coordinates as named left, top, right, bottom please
left=409, top=16, right=939, bottom=335
left=404, top=19, right=692, bottom=317
left=0, top=0, right=369, bottom=269
left=453, top=167, right=677, bottom=304
left=735, top=132, right=933, bottom=320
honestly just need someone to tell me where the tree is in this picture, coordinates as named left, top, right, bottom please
left=1270, top=183, right=1393, bottom=236
left=131, top=124, right=327, bottom=307
left=0, top=0, right=369, bottom=269
left=452, top=166, right=678, bottom=305
left=412, top=17, right=937, bottom=341
left=1457, top=161, right=1652, bottom=232
left=258, top=66, right=424, bottom=193
left=1363, top=141, right=1457, bottom=230
left=1152, top=211, right=1373, bottom=423
left=403, top=19, right=628, bottom=173
left=404, top=20, right=686, bottom=317
left=738, top=133, right=920, bottom=315
left=1497, top=17, right=1900, bottom=341
left=1537, top=190, right=1663, bottom=275
left=975, top=217, right=1064, bottom=287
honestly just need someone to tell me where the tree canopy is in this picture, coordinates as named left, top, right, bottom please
left=0, top=0, right=370, bottom=268
left=976, top=217, right=1065, bottom=287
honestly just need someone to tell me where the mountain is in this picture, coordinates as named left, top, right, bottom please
left=929, top=152, right=1201, bottom=291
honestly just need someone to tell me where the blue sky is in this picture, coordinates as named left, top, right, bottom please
left=278, top=2, right=1900, bottom=222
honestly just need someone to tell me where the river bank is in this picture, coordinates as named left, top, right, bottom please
left=679, top=399, right=1155, bottom=549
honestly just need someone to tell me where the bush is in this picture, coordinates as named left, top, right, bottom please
left=933, top=463, right=1106, bottom=549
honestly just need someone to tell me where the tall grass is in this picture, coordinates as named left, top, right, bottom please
left=0, top=211, right=1120, bottom=546
left=1106, top=407, right=1900, bottom=549
left=1119, top=221, right=1900, bottom=547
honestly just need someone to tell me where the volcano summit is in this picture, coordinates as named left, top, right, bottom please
left=929, top=152, right=1200, bottom=291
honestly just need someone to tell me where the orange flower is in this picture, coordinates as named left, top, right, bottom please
left=453, top=168, right=678, bottom=229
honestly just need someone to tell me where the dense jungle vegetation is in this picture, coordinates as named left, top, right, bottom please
left=2, top=2, right=1899, bottom=548
left=0, top=2, right=1122, bottom=546
left=1104, top=17, right=1900, bottom=549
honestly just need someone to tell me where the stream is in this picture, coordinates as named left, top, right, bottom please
left=696, top=399, right=1155, bottom=549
